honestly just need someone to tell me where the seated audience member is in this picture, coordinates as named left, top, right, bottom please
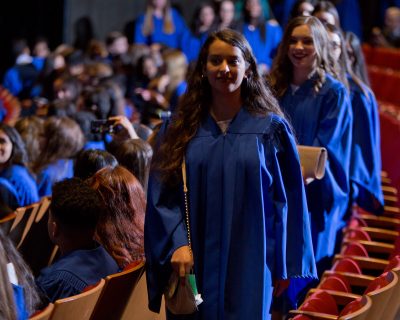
left=15, top=116, right=44, bottom=172
left=72, top=111, right=106, bottom=151
left=33, top=116, right=84, bottom=197
left=74, top=149, right=118, bottom=180
left=31, top=37, right=50, bottom=71
left=88, top=166, right=146, bottom=269
left=3, top=38, right=40, bottom=99
left=191, top=2, right=217, bottom=42
left=371, top=6, right=400, bottom=48
left=240, top=0, right=283, bottom=74
left=105, top=31, right=130, bottom=74
left=36, top=178, right=119, bottom=303
left=0, top=229, right=42, bottom=319
left=216, top=0, right=238, bottom=30
left=0, top=123, right=39, bottom=207
left=109, top=139, right=153, bottom=193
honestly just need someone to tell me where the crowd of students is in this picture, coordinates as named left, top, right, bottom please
left=0, top=0, right=396, bottom=319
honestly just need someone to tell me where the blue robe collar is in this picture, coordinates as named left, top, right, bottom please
left=196, top=107, right=271, bottom=137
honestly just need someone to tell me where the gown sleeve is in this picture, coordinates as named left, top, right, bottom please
left=144, top=175, right=189, bottom=312
left=267, top=115, right=317, bottom=279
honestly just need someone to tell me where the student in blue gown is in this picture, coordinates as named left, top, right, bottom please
left=326, top=25, right=383, bottom=214
left=134, top=0, right=188, bottom=51
left=33, top=117, right=84, bottom=197
left=0, top=124, right=39, bottom=207
left=345, top=32, right=371, bottom=87
left=240, top=0, right=283, bottom=74
left=145, top=28, right=317, bottom=319
left=270, top=16, right=352, bottom=273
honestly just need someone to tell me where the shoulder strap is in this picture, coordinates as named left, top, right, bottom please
left=181, top=157, right=192, bottom=251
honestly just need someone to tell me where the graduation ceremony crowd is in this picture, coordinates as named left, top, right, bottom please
left=1, top=0, right=400, bottom=319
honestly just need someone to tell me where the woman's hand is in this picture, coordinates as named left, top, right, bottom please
left=108, top=115, right=139, bottom=140
left=273, top=279, right=290, bottom=297
left=171, top=245, right=194, bottom=278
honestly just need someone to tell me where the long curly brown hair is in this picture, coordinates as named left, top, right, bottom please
left=269, top=16, right=339, bottom=97
left=88, top=166, right=146, bottom=268
left=153, top=28, right=283, bottom=186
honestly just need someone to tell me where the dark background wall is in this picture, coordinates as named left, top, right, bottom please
left=0, top=0, right=64, bottom=76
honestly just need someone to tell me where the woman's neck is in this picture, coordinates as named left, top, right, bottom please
left=210, top=91, right=242, bottom=121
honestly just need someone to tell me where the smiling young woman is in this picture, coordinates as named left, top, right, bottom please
left=145, top=28, right=317, bottom=319
left=270, top=16, right=352, bottom=306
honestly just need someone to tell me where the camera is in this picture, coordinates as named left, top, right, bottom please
left=90, top=119, right=116, bottom=134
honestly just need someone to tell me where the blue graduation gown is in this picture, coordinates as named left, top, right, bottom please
left=36, top=244, right=119, bottom=303
left=349, top=78, right=383, bottom=213
left=280, top=74, right=353, bottom=265
left=145, top=109, right=317, bottom=319
left=0, top=177, right=19, bottom=210
left=134, top=8, right=188, bottom=50
left=270, top=0, right=296, bottom=28
left=0, top=165, right=39, bottom=207
left=13, top=284, right=28, bottom=320
left=242, top=22, right=283, bottom=68
left=37, top=159, right=74, bottom=197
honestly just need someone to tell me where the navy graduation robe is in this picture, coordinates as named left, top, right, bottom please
left=145, top=109, right=317, bottom=319
left=348, top=78, right=383, bottom=213
left=242, top=22, right=283, bottom=69
left=280, top=74, right=353, bottom=265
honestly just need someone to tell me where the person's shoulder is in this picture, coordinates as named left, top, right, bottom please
left=36, top=268, right=84, bottom=302
left=1, top=164, right=27, bottom=178
left=323, top=73, right=346, bottom=92
left=265, top=113, right=291, bottom=135
left=247, top=111, right=289, bottom=135
left=319, top=73, right=348, bottom=99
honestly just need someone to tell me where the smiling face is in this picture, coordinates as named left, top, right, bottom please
left=288, top=24, right=317, bottom=74
left=205, top=39, right=248, bottom=96
left=0, top=130, right=12, bottom=165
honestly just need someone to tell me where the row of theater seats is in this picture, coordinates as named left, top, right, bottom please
left=0, top=197, right=166, bottom=320
left=0, top=86, right=21, bottom=125
left=288, top=174, right=400, bottom=320
left=364, top=44, right=400, bottom=111
left=362, top=45, right=400, bottom=207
